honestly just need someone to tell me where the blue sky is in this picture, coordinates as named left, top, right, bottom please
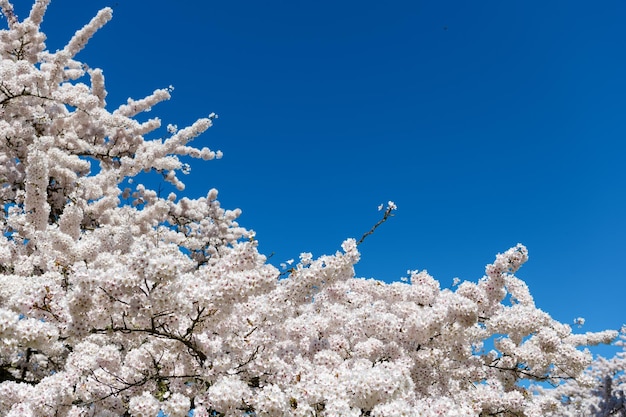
left=14, top=1, right=626, bottom=354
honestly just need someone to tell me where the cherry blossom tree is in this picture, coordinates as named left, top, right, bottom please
left=0, top=1, right=619, bottom=416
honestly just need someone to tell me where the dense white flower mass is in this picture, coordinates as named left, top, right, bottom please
left=0, top=1, right=622, bottom=416
left=534, top=329, right=626, bottom=417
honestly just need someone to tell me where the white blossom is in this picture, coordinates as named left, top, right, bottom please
left=0, top=2, right=621, bottom=417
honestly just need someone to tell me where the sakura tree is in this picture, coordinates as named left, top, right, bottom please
left=0, top=1, right=619, bottom=416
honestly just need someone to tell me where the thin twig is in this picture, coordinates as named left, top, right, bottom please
left=357, top=204, right=396, bottom=246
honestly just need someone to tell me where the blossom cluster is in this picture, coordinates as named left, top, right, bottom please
left=533, top=328, right=626, bottom=416
left=0, top=2, right=621, bottom=416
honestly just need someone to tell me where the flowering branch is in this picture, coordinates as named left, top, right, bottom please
left=357, top=201, right=397, bottom=245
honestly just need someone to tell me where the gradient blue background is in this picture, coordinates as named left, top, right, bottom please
left=11, top=0, right=625, bottom=355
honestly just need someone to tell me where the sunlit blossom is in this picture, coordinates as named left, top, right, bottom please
left=0, top=2, right=620, bottom=417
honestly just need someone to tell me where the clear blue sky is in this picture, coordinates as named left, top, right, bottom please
left=16, top=1, right=626, bottom=353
